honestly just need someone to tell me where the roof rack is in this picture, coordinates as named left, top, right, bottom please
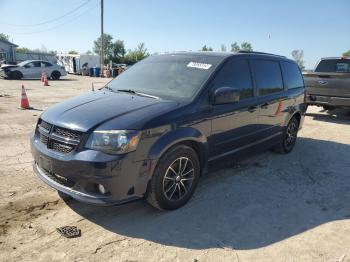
left=237, top=50, right=286, bottom=58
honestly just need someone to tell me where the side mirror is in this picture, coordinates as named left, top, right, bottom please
left=211, top=87, right=240, bottom=105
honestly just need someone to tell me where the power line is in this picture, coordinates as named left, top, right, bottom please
left=3, top=0, right=91, bottom=27
left=9, top=2, right=99, bottom=35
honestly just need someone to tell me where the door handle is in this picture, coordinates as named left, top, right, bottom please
left=248, top=106, right=257, bottom=113
left=260, top=103, right=269, bottom=109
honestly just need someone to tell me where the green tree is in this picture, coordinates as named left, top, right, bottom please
left=112, top=39, right=126, bottom=63
left=68, top=50, right=78, bottom=55
left=16, top=47, right=30, bottom=53
left=93, top=33, right=114, bottom=64
left=220, top=44, right=227, bottom=52
left=241, top=42, right=253, bottom=51
left=231, top=41, right=253, bottom=52
left=291, top=50, right=305, bottom=70
left=343, top=49, right=350, bottom=57
left=231, top=42, right=240, bottom=52
left=201, top=45, right=213, bottom=51
left=124, top=43, right=149, bottom=65
left=0, top=33, right=9, bottom=42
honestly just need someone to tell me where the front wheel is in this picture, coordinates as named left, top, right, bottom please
left=51, top=71, right=61, bottom=80
left=273, top=117, right=299, bottom=154
left=146, top=145, right=200, bottom=210
left=11, top=71, right=22, bottom=80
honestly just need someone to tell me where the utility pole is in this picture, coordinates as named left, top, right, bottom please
left=100, top=0, right=104, bottom=74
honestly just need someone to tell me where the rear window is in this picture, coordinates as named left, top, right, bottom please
left=281, top=61, right=304, bottom=89
left=253, top=60, right=283, bottom=96
left=315, top=59, right=350, bottom=73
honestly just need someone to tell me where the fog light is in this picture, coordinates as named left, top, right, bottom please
left=98, top=184, right=108, bottom=194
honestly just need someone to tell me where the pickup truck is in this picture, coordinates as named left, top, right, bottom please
left=304, top=57, right=350, bottom=110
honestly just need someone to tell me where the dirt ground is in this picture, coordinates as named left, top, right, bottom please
left=0, top=75, right=350, bottom=262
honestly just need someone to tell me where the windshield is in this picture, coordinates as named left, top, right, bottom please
left=107, top=54, right=224, bottom=101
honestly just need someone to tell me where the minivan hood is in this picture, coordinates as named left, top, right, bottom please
left=41, top=90, right=179, bottom=132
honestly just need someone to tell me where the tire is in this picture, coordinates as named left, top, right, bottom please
left=11, top=71, right=22, bottom=80
left=273, top=117, right=299, bottom=154
left=147, top=145, right=200, bottom=210
left=51, top=71, right=61, bottom=80
left=57, top=191, right=72, bottom=201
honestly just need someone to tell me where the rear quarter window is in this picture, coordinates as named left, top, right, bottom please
left=281, top=61, right=304, bottom=89
left=253, top=60, right=283, bottom=96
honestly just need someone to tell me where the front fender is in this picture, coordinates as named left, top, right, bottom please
left=148, top=127, right=208, bottom=163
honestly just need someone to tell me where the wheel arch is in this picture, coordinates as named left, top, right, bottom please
left=283, top=111, right=302, bottom=127
left=11, top=70, right=23, bottom=79
left=148, top=127, right=209, bottom=173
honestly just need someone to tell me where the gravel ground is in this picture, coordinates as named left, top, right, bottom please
left=0, top=75, right=350, bottom=262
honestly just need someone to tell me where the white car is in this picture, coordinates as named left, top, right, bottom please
left=0, top=60, right=67, bottom=80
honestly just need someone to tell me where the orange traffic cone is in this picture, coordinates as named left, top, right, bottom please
left=19, top=85, right=30, bottom=109
left=44, top=74, right=49, bottom=86
left=41, top=72, right=45, bottom=82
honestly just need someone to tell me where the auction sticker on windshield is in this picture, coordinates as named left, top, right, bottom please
left=187, top=62, right=212, bottom=70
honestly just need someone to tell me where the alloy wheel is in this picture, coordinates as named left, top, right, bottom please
left=285, top=120, right=298, bottom=149
left=162, top=157, right=195, bottom=201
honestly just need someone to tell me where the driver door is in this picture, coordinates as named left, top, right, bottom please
left=208, top=58, right=260, bottom=158
left=23, top=61, right=41, bottom=78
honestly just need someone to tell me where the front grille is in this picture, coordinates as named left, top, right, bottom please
left=53, top=127, right=81, bottom=141
left=37, top=119, right=82, bottom=154
left=40, top=133, right=48, bottom=144
left=51, top=141, right=74, bottom=154
left=41, top=167, right=75, bottom=188
left=39, top=120, right=52, bottom=132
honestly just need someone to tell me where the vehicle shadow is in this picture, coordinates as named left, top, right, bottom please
left=66, top=137, right=350, bottom=250
left=306, top=108, right=350, bottom=124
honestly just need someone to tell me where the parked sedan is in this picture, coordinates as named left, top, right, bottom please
left=0, top=60, right=67, bottom=80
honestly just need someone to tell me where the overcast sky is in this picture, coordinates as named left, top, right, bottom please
left=0, top=0, right=349, bottom=69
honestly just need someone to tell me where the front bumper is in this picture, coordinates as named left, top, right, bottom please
left=307, top=95, right=350, bottom=108
left=30, top=135, right=152, bottom=206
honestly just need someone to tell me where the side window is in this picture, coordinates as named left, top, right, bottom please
left=253, top=60, right=283, bottom=96
left=41, top=61, right=52, bottom=67
left=212, top=59, right=253, bottom=100
left=32, top=61, right=41, bottom=67
left=25, top=62, right=37, bottom=68
left=281, top=61, right=304, bottom=89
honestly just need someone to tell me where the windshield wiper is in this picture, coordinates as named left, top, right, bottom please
left=103, top=86, right=117, bottom=93
left=117, top=89, right=159, bottom=99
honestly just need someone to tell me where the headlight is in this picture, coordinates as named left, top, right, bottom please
left=85, top=130, right=140, bottom=155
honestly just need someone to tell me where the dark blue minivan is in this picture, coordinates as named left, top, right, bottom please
left=31, top=51, right=306, bottom=210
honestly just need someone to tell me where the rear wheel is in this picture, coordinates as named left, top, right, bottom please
left=147, top=145, right=200, bottom=210
left=273, top=117, right=299, bottom=154
left=11, top=71, right=22, bottom=80
left=51, top=71, right=61, bottom=80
